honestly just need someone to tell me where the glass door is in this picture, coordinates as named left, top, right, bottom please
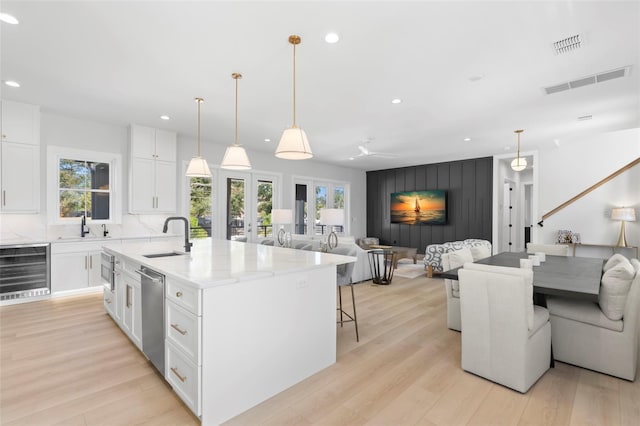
left=226, top=176, right=248, bottom=241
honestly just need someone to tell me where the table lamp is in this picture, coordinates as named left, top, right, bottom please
left=271, top=209, right=293, bottom=247
left=611, top=207, right=636, bottom=247
left=320, top=208, right=344, bottom=250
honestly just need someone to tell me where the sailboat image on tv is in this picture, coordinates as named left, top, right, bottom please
left=390, top=190, right=447, bottom=225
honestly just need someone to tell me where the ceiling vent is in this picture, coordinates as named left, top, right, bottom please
left=553, top=34, right=582, bottom=55
left=543, top=66, right=631, bottom=95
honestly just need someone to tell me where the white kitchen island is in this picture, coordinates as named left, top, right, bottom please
left=102, top=238, right=355, bottom=425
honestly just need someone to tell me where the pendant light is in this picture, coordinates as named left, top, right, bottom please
left=186, top=97, right=212, bottom=177
left=275, top=35, right=313, bottom=160
left=221, top=73, right=252, bottom=170
left=510, top=129, right=527, bottom=172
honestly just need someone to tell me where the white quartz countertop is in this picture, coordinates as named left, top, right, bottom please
left=103, top=239, right=356, bottom=289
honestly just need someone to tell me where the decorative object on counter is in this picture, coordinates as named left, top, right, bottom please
left=510, top=129, right=527, bottom=172
left=162, top=217, right=192, bottom=252
left=320, top=208, right=344, bottom=251
left=221, top=73, right=251, bottom=170
left=272, top=209, right=293, bottom=247
left=275, top=35, right=313, bottom=160
left=611, top=207, right=636, bottom=247
left=557, top=229, right=580, bottom=244
left=186, top=98, right=212, bottom=177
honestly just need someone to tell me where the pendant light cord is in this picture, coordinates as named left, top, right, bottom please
left=195, top=98, right=203, bottom=157
left=292, top=41, right=297, bottom=127
left=235, top=76, right=239, bottom=145
left=515, top=129, right=523, bottom=164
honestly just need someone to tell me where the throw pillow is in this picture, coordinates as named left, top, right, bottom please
left=448, top=247, right=474, bottom=269
left=603, top=253, right=629, bottom=272
left=599, top=261, right=635, bottom=321
left=470, top=245, right=491, bottom=261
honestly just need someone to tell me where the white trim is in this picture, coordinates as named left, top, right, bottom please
left=47, top=146, right=122, bottom=225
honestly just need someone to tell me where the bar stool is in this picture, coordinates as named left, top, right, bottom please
left=332, top=246, right=359, bottom=342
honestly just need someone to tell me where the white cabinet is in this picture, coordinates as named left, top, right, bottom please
left=129, top=124, right=177, bottom=214
left=1, top=100, right=40, bottom=145
left=121, top=270, right=142, bottom=350
left=1, top=142, right=40, bottom=212
left=165, top=277, right=202, bottom=416
left=103, top=285, right=116, bottom=318
left=51, top=250, right=102, bottom=293
left=1, top=100, right=40, bottom=213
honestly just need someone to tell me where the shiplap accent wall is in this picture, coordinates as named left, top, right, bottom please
left=366, top=157, right=493, bottom=253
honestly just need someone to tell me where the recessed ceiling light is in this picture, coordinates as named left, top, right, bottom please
left=264, top=138, right=271, bottom=143
left=463, top=137, right=471, bottom=142
left=348, top=157, right=355, bottom=161
left=325, top=33, right=339, bottom=44
left=0, top=13, right=19, bottom=25
left=160, top=115, right=170, bottom=120
left=391, top=98, right=402, bottom=104
left=4, top=80, right=20, bottom=88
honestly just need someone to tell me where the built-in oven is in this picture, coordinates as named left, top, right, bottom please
left=101, top=252, right=115, bottom=291
left=0, top=243, right=51, bottom=301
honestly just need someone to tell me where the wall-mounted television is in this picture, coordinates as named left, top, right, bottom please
left=390, top=190, right=447, bottom=225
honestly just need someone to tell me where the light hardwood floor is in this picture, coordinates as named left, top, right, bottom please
left=1, top=275, right=638, bottom=425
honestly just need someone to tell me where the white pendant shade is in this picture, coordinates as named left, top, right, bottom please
left=511, top=157, right=527, bottom=171
left=221, top=145, right=252, bottom=170
left=275, top=127, right=313, bottom=160
left=186, top=156, right=212, bottom=177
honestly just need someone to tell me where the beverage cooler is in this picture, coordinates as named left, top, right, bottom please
left=0, top=243, right=51, bottom=301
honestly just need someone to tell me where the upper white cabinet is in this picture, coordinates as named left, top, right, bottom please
left=1, top=100, right=40, bottom=213
left=1, top=100, right=40, bottom=145
left=129, top=124, right=177, bottom=213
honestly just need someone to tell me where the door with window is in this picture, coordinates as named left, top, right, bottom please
left=218, top=171, right=277, bottom=242
left=294, top=179, right=348, bottom=237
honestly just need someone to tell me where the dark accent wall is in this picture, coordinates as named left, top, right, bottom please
left=366, top=157, right=493, bottom=253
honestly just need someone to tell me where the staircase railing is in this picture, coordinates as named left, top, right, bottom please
left=537, top=157, right=640, bottom=227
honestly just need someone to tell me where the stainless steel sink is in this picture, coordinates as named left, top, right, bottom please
left=142, top=252, right=185, bottom=258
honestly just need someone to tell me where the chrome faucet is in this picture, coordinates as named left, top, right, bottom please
left=163, top=216, right=192, bottom=252
left=80, top=215, right=89, bottom=237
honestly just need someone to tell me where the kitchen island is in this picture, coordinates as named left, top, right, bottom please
left=102, top=238, right=355, bottom=425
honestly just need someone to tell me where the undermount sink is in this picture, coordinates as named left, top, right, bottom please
left=142, top=251, right=185, bottom=258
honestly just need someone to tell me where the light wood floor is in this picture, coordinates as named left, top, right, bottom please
left=1, top=275, right=638, bottom=425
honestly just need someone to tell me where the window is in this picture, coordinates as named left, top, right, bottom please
left=189, top=177, right=212, bottom=239
left=293, top=178, right=349, bottom=236
left=256, top=179, right=273, bottom=237
left=47, top=147, right=121, bottom=224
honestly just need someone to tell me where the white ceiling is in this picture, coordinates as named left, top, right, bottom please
left=2, top=1, right=639, bottom=171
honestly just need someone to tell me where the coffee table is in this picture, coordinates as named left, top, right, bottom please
left=369, top=245, right=418, bottom=269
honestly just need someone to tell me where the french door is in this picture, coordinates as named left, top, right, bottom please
left=218, top=171, right=278, bottom=242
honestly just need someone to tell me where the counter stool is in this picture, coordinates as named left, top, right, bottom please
left=332, top=246, right=359, bottom=342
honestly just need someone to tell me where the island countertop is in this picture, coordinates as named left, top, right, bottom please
left=103, top=238, right=356, bottom=289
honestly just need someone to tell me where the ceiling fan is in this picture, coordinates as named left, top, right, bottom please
left=349, top=143, right=399, bottom=160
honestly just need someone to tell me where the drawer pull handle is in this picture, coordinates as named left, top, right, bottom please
left=171, top=367, right=186, bottom=382
left=171, top=323, right=187, bottom=335
left=176, top=291, right=183, bottom=298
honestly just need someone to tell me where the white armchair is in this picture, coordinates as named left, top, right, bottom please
left=458, top=262, right=551, bottom=393
left=546, top=258, right=640, bottom=381
left=441, top=248, right=474, bottom=331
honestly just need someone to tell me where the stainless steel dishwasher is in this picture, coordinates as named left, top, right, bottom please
left=136, top=266, right=165, bottom=375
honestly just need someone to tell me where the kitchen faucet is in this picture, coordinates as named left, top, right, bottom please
left=80, top=215, right=89, bottom=237
left=162, top=216, right=192, bottom=252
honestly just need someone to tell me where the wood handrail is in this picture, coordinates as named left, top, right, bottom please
left=538, top=157, right=640, bottom=226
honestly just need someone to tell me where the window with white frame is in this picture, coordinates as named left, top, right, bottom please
left=293, top=178, right=349, bottom=236
left=47, top=147, right=121, bottom=224
left=189, top=176, right=213, bottom=239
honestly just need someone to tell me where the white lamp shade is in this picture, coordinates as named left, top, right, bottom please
left=272, top=209, right=293, bottom=225
left=221, top=145, right=251, bottom=170
left=611, top=207, right=636, bottom=221
left=275, top=127, right=313, bottom=160
left=186, top=156, right=212, bottom=177
left=511, top=156, right=527, bottom=172
left=320, top=208, right=344, bottom=226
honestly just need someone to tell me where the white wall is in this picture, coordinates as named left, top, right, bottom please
left=0, top=110, right=367, bottom=241
left=536, top=128, right=640, bottom=257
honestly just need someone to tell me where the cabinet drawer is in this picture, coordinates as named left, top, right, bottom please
left=103, top=286, right=115, bottom=318
left=166, top=278, right=200, bottom=315
left=166, top=340, right=201, bottom=416
left=166, top=301, right=201, bottom=365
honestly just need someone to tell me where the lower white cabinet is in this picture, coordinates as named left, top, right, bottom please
left=120, top=270, right=142, bottom=350
left=166, top=340, right=201, bottom=415
left=51, top=250, right=102, bottom=292
left=103, top=285, right=116, bottom=318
